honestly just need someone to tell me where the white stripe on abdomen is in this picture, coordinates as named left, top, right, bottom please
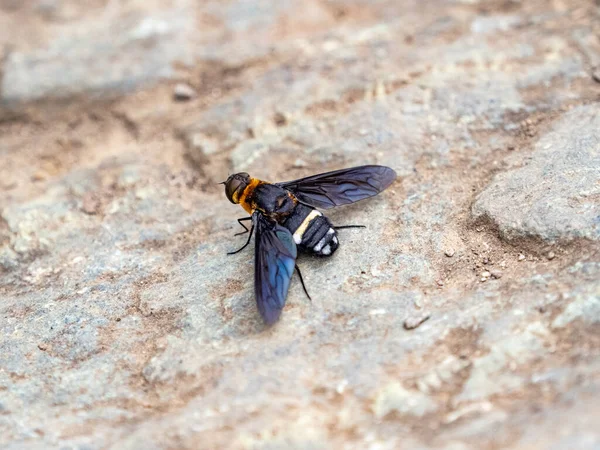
left=314, top=228, right=335, bottom=252
left=292, top=210, right=322, bottom=244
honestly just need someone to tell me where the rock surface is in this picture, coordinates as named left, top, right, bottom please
left=1, top=0, right=194, bottom=103
left=1, top=1, right=600, bottom=449
left=473, top=105, right=600, bottom=242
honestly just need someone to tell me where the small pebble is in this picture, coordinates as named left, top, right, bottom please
left=71, top=256, right=85, bottom=265
left=173, top=83, right=196, bottom=101
left=371, top=266, right=382, bottom=277
left=293, top=159, right=307, bottom=168
left=37, top=343, right=47, bottom=351
left=480, top=277, right=487, bottom=283
left=490, top=270, right=502, bottom=279
left=481, top=271, right=491, bottom=278
left=336, top=379, right=348, bottom=394
left=436, top=279, right=444, bottom=287
left=1, top=181, right=17, bottom=190
left=81, top=192, right=100, bottom=215
left=444, top=249, right=455, bottom=257
left=273, top=111, right=287, bottom=127
left=31, top=171, right=47, bottom=182
left=547, top=251, right=555, bottom=260
left=404, top=312, right=431, bottom=330
left=518, top=254, right=526, bottom=261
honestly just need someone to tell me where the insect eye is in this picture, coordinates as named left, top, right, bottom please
left=225, top=173, right=250, bottom=203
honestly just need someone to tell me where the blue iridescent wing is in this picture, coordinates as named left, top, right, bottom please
left=254, top=213, right=297, bottom=325
left=275, top=165, right=396, bottom=209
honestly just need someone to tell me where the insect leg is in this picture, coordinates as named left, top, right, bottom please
left=234, top=217, right=252, bottom=236
left=227, top=223, right=255, bottom=255
left=295, top=264, right=312, bottom=301
left=334, top=225, right=366, bottom=230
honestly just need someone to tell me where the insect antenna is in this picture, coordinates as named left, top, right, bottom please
left=217, top=173, right=231, bottom=185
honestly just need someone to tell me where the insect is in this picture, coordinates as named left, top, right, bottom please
left=222, top=165, right=396, bottom=325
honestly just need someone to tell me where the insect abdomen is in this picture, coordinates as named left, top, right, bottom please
left=283, top=204, right=338, bottom=256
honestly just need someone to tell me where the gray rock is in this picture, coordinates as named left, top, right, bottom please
left=0, top=246, right=19, bottom=272
left=173, top=83, right=196, bottom=101
left=1, top=1, right=194, bottom=103
left=404, top=311, right=431, bottom=330
left=552, top=291, right=600, bottom=328
left=1, top=1, right=600, bottom=449
left=373, top=382, right=438, bottom=418
left=470, top=15, right=522, bottom=34
left=457, top=321, right=551, bottom=402
left=473, top=105, right=600, bottom=242
left=417, top=356, right=471, bottom=394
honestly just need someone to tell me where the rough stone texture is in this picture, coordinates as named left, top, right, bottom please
left=373, top=382, right=439, bottom=418
left=1, top=1, right=600, bottom=449
left=1, top=0, right=194, bottom=103
left=472, top=105, right=600, bottom=242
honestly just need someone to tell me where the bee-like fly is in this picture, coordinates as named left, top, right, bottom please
left=222, top=165, right=396, bottom=325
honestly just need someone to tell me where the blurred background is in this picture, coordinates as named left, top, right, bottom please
left=1, top=1, right=600, bottom=449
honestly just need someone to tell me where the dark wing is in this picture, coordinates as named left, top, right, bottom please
left=254, top=213, right=297, bottom=325
left=276, top=165, right=396, bottom=209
